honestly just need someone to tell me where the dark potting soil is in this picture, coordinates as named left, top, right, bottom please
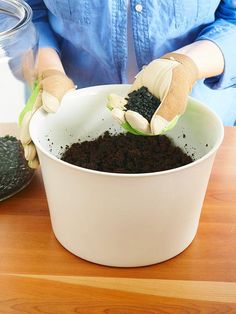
left=61, top=132, right=193, bottom=174
left=0, top=136, right=34, bottom=200
left=125, top=86, right=161, bottom=122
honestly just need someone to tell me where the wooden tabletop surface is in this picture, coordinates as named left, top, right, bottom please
left=0, top=126, right=236, bottom=313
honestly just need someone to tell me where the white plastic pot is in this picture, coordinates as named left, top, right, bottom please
left=30, top=84, right=224, bottom=267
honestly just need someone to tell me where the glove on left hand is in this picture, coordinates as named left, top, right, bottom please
left=19, top=70, right=75, bottom=168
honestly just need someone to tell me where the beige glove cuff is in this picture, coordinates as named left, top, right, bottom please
left=152, top=53, right=199, bottom=123
left=161, top=53, right=199, bottom=85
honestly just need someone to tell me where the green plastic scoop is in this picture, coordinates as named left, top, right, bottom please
left=18, top=82, right=40, bottom=126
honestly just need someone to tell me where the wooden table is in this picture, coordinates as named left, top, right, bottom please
left=1, top=127, right=236, bottom=313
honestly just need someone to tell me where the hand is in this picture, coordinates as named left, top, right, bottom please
left=20, top=69, right=75, bottom=168
left=109, top=53, right=198, bottom=135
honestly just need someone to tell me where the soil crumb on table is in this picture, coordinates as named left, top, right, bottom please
left=61, top=132, right=193, bottom=174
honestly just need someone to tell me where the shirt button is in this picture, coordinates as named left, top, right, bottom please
left=135, top=4, right=143, bottom=12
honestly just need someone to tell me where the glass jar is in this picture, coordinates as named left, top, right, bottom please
left=0, top=0, right=38, bottom=201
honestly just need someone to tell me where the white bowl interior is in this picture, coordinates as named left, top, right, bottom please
left=30, top=84, right=224, bottom=166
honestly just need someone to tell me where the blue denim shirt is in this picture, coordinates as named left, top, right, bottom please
left=27, top=0, right=236, bottom=125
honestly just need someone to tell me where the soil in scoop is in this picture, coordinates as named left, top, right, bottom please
left=125, top=86, right=161, bottom=122
left=61, top=132, right=193, bottom=174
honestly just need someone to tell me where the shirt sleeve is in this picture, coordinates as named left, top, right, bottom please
left=196, top=0, right=236, bottom=89
left=26, top=0, right=60, bottom=54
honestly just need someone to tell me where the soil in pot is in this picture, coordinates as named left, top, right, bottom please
left=61, top=132, right=193, bottom=174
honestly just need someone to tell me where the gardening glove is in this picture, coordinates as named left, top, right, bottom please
left=19, top=69, right=75, bottom=168
left=109, top=53, right=199, bottom=135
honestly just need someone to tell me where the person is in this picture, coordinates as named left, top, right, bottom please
left=21, top=0, right=236, bottom=167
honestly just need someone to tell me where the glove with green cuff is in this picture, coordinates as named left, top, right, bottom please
left=19, top=70, right=75, bottom=168
left=108, top=53, right=199, bottom=135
